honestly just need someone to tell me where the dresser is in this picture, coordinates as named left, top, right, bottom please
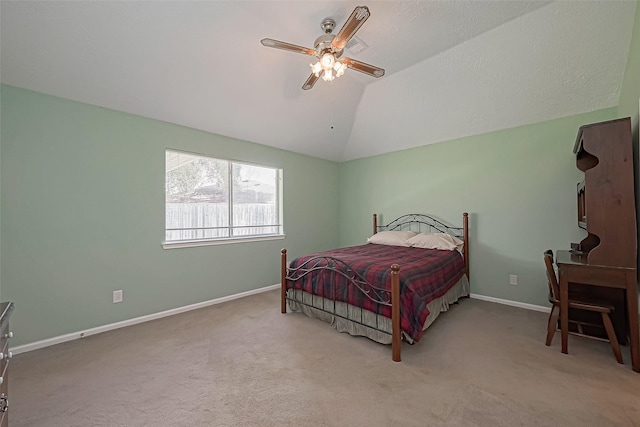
left=0, top=302, right=14, bottom=427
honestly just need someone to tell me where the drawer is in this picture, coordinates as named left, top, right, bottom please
left=0, top=378, right=7, bottom=427
left=0, top=341, right=8, bottom=383
left=0, top=321, right=7, bottom=340
left=0, top=357, right=8, bottom=389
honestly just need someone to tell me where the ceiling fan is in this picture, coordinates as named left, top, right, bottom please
left=261, top=5, right=385, bottom=90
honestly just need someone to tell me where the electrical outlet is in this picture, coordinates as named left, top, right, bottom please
left=113, top=290, right=123, bottom=303
left=509, top=275, right=518, bottom=286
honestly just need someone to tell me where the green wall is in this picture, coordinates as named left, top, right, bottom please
left=0, top=174, right=1, bottom=303
left=618, top=1, right=640, bottom=128
left=338, top=108, right=618, bottom=307
left=0, top=85, right=340, bottom=347
left=618, top=2, right=640, bottom=275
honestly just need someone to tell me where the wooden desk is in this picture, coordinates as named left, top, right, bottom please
left=556, top=250, right=639, bottom=372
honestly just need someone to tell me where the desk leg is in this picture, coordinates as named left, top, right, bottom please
left=625, top=272, right=639, bottom=373
left=559, top=270, right=569, bottom=354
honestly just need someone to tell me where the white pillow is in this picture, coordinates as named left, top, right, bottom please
left=367, top=230, right=417, bottom=247
left=406, top=233, right=464, bottom=251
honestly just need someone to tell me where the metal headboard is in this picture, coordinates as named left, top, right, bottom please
left=373, top=212, right=470, bottom=281
left=374, top=213, right=464, bottom=238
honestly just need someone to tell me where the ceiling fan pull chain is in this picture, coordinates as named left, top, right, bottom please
left=330, top=96, right=335, bottom=130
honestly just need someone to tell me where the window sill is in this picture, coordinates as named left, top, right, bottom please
left=162, top=234, right=285, bottom=249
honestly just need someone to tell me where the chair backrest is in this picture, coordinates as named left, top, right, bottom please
left=544, top=250, right=560, bottom=303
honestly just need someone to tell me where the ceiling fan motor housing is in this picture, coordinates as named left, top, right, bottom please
left=314, top=33, right=342, bottom=58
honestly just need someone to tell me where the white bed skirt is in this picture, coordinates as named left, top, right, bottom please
left=287, top=275, right=470, bottom=344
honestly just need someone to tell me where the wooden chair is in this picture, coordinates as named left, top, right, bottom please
left=544, top=250, right=623, bottom=364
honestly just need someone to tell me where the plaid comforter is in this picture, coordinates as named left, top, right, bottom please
left=286, top=243, right=466, bottom=342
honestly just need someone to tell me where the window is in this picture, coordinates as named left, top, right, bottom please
left=164, top=150, right=283, bottom=247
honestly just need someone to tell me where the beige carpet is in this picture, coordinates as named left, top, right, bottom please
left=11, top=290, right=640, bottom=427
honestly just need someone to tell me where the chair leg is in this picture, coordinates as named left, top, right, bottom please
left=546, top=305, right=559, bottom=346
left=601, top=313, right=623, bottom=364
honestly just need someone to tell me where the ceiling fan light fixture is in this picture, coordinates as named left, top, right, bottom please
left=311, top=52, right=346, bottom=81
left=310, top=61, right=323, bottom=76
left=320, top=52, right=335, bottom=69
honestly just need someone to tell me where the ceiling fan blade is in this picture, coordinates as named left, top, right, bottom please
left=261, top=38, right=316, bottom=56
left=332, top=6, right=370, bottom=50
left=342, top=57, right=385, bottom=78
left=302, top=73, right=320, bottom=90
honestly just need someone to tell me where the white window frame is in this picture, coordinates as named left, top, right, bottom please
left=163, top=149, right=284, bottom=249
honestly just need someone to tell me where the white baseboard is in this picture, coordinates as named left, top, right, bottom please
left=470, top=293, right=550, bottom=313
left=11, top=283, right=280, bottom=355
left=12, top=285, right=550, bottom=355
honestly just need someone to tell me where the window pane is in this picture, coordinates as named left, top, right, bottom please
left=165, top=150, right=282, bottom=243
left=165, top=151, right=229, bottom=241
left=232, top=163, right=278, bottom=237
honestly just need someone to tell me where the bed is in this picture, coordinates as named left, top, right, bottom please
left=280, top=213, right=470, bottom=362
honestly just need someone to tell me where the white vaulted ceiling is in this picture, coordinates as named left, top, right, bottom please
left=0, top=1, right=636, bottom=161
